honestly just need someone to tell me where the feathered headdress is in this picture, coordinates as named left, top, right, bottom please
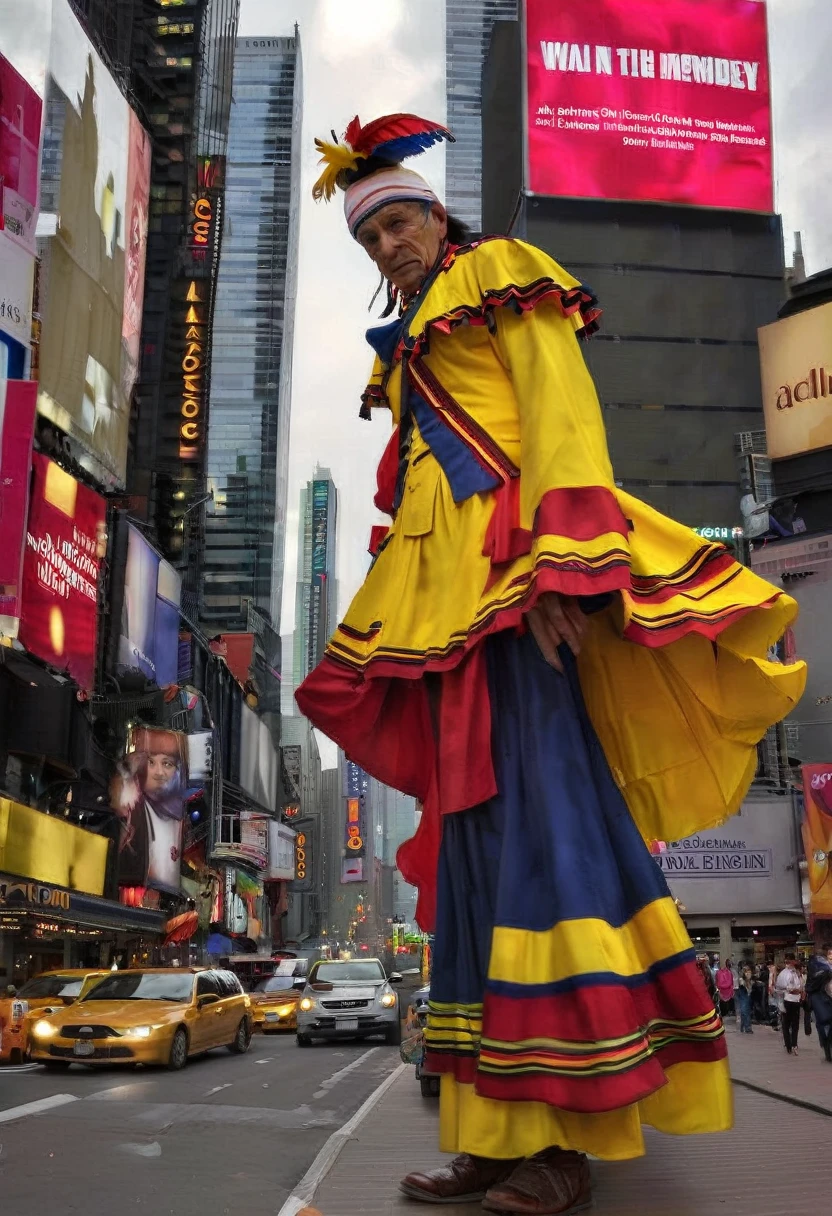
left=313, top=113, right=454, bottom=202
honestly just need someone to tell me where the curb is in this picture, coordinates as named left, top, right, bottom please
left=277, top=1063, right=408, bottom=1216
left=732, top=1077, right=832, bottom=1120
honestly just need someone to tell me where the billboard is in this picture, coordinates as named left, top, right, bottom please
left=18, top=452, right=106, bottom=689
left=0, top=230, right=35, bottom=347
left=268, top=820, right=296, bottom=882
left=36, top=0, right=149, bottom=487
left=118, top=522, right=183, bottom=687
left=240, top=703, right=278, bottom=810
left=111, top=725, right=188, bottom=896
left=525, top=0, right=772, bottom=211
left=759, top=302, right=832, bottom=461
left=0, top=379, right=37, bottom=637
left=0, top=51, right=43, bottom=253
left=802, top=765, right=832, bottom=922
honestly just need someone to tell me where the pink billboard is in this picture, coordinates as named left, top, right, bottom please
left=525, top=0, right=772, bottom=211
left=0, top=51, right=43, bottom=253
left=0, top=380, right=37, bottom=636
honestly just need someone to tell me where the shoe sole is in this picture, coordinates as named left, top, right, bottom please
left=482, top=1200, right=593, bottom=1215
left=399, top=1184, right=487, bottom=1204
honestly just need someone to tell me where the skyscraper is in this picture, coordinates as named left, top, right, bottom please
left=201, top=32, right=302, bottom=632
left=445, top=0, right=518, bottom=231
left=292, top=467, right=339, bottom=696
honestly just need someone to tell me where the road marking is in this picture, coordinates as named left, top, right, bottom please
left=0, top=1094, right=78, bottom=1125
left=0, top=1063, right=40, bottom=1075
left=205, top=1082, right=233, bottom=1097
left=276, top=1063, right=406, bottom=1216
left=118, top=1141, right=162, bottom=1157
left=313, top=1047, right=378, bottom=1099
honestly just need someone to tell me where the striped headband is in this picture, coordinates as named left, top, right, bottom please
left=344, top=166, right=439, bottom=238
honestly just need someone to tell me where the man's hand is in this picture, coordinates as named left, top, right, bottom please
left=527, top=592, right=588, bottom=673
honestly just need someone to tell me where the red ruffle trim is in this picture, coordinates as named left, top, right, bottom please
left=484, top=480, right=630, bottom=566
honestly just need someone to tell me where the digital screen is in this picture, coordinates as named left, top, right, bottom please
left=525, top=0, right=772, bottom=211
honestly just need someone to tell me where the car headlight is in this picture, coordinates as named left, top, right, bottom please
left=277, top=1006, right=294, bottom=1018
left=33, top=1020, right=58, bottom=1039
left=127, top=1025, right=153, bottom=1039
left=380, top=993, right=397, bottom=1009
left=299, top=997, right=315, bottom=1012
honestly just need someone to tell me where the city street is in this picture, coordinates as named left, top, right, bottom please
left=0, top=1036, right=400, bottom=1214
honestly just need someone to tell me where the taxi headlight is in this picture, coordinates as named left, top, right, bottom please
left=380, top=993, right=397, bottom=1009
left=128, top=1025, right=153, bottom=1039
left=33, top=1019, right=58, bottom=1039
left=277, top=1005, right=294, bottom=1018
left=299, top=997, right=315, bottom=1012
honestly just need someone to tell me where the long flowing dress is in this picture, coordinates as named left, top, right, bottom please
left=296, top=236, right=806, bottom=1160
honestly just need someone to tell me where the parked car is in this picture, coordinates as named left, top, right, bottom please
left=296, top=958, right=402, bottom=1046
left=0, top=970, right=108, bottom=1065
left=250, top=959, right=309, bottom=1032
left=28, top=968, right=251, bottom=1070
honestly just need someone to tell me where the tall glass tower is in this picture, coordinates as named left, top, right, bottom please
left=202, top=32, right=302, bottom=633
left=445, top=0, right=518, bottom=231
left=293, top=467, right=339, bottom=696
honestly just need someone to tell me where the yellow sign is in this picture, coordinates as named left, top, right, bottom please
left=0, top=798, right=108, bottom=896
left=180, top=280, right=204, bottom=459
left=191, top=196, right=212, bottom=247
left=296, top=832, right=307, bottom=882
left=759, top=301, right=832, bottom=460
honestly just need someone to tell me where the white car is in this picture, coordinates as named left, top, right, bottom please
left=296, top=958, right=402, bottom=1046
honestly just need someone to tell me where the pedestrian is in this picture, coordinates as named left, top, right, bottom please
left=697, top=953, right=719, bottom=1007
left=751, top=963, right=768, bottom=1023
left=776, top=954, right=804, bottom=1055
left=806, top=943, right=832, bottom=1062
left=716, top=959, right=736, bottom=1018
left=736, top=964, right=755, bottom=1033
left=298, top=110, right=805, bottom=1211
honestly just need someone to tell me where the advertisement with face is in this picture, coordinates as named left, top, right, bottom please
left=121, top=109, right=150, bottom=400
left=118, top=522, right=183, bottom=688
left=111, top=725, right=188, bottom=896
left=525, top=0, right=772, bottom=210
left=35, top=0, right=140, bottom=487
left=18, top=452, right=106, bottom=689
left=0, top=379, right=37, bottom=637
left=0, top=50, right=43, bottom=253
left=802, top=765, right=832, bottom=921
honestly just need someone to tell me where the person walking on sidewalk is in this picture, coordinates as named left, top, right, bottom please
left=299, top=111, right=806, bottom=1215
left=806, top=944, right=832, bottom=1062
left=776, top=955, right=804, bottom=1055
left=716, top=960, right=736, bottom=1018
left=736, top=964, right=754, bottom=1033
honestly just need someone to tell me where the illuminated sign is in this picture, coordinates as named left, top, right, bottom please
left=283, top=804, right=301, bottom=820
left=692, top=526, right=743, bottom=541
left=346, top=797, right=363, bottom=852
left=180, top=280, right=204, bottom=459
left=191, top=196, right=213, bottom=249
left=296, top=831, right=308, bottom=882
left=0, top=876, right=71, bottom=911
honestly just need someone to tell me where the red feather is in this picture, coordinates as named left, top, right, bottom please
left=349, top=113, right=452, bottom=158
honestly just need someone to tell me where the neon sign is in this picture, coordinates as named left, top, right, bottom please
left=191, top=196, right=213, bottom=249
left=296, top=832, right=308, bottom=882
left=346, top=797, right=363, bottom=852
left=180, top=281, right=204, bottom=459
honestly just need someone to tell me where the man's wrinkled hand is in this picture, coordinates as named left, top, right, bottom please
left=527, top=592, right=588, bottom=673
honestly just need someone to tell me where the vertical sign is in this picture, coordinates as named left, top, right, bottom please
left=307, top=479, right=330, bottom=674
left=180, top=280, right=206, bottom=459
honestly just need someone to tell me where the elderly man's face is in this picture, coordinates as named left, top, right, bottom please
left=356, top=200, right=448, bottom=296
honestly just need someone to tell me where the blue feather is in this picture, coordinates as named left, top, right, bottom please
left=370, top=130, right=452, bottom=163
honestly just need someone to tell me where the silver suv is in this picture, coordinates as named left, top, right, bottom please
left=296, top=958, right=402, bottom=1046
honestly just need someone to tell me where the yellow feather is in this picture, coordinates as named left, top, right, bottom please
left=312, top=138, right=366, bottom=202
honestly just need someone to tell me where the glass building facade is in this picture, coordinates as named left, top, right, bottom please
left=445, top=0, right=518, bottom=231
left=202, top=33, right=302, bottom=632
left=292, top=468, right=338, bottom=696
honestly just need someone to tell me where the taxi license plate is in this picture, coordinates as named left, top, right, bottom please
left=265, top=1012, right=278, bottom=1022
left=339, top=1019, right=358, bottom=1032
left=73, top=1041, right=95, bottom=1057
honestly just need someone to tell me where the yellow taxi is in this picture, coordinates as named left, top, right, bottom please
left=28, top=967, right=252, bottom=1070
left=249, top=959, right=309, bottom=1033
left=0, top=970, right=108, bottom=1065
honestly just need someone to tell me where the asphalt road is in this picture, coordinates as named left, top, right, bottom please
left=0, top=1032, right=402, bottom=1214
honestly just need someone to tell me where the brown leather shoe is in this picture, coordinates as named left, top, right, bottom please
left=483, top=1149, right=592, bottom=1214
left=401, top=1155, right=522, bottom=1204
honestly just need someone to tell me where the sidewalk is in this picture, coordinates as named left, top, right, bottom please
left=308, top=1034, right=831, bottom=1216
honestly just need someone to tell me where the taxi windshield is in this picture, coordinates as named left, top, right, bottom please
left=17, top=975, right=85, bottom=1000
left=83, top=973, right=195, bottom=1002
left=254, top=976, right=295, bottom=993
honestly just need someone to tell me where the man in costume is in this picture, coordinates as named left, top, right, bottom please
left=297, top=114, right=806, bottom=1214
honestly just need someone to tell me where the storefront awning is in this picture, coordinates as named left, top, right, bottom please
left=0, top=871, right=167, bottom=935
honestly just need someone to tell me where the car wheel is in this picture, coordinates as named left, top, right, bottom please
left=42, top=1059, right=70, bottom=1070
left=296, top=1033, right=312, bottom=1047
left=229, top=1019, right=251, bottom=1054
left=385, top=1019, right=402, bottom=1047
left=167, top=1027, right=189, bottom=1071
